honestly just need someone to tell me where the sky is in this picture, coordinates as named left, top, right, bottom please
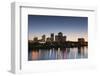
left=28, top=15, right=88, bottom=41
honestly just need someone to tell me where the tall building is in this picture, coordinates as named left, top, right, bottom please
left=78, top=38, right=85, bottom=45
left=46, top=37, right=51, bottom=42
left=42, top=35, right=46, bottom=42
left=33, top=37, right=38, bottom=42
left=78, top=38, right=85, bottom=42
left=51, top=33, right=54, bottom=42
left=63, top=36, right=66, bottom=42
left=58, top=32, right=63, bottom=37
left=55, top=35, right=58, bottom=42
left=55, top=32, right=66, bottom=42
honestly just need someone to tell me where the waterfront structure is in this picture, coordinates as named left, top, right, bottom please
left=78, top=38, right=85, bottom=42
left=46, top=37, right=51, bottom=42
left=58, top=32, right=63, bottom=37
left=51, top=33, right=54, bottom=42
left=63, top=36, right=66, bottom=42
left=30, top=33, right=88, bottom=50
left=78, top=38, right=85, bottom=45
left=32, top=33, right=87, bottom=46
left=33, top=37, right=38, bottom=42
left=55, top=32, right=66, bottom=42
left=55, top=35, right=58, bottom=42
left=42, top=34, right=46, bottom=42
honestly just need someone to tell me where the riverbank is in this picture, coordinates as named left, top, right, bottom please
left=28, top=41, right=88, bottom=51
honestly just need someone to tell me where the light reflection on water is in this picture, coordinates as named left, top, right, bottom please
left=28, top=47, right=88, bottom=61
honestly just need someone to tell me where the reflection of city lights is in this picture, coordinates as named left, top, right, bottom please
left=32, top=51, right=39, bottom=60
left=29, top=47, right=88, bottom=60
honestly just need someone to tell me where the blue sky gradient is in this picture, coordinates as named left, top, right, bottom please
left=28, top=15, right=88, bottom=41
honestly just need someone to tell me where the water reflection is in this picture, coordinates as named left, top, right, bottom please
left=28, top=47, right=88, bottom=61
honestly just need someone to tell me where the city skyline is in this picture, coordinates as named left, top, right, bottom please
left=28, top=15, right=88, bottom=41
left=32, top=32, right=67, bottom=42
left=31, top=32, right=87, bottom=42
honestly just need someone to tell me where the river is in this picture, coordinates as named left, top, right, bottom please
left=28, top=47, right=88, bottom=60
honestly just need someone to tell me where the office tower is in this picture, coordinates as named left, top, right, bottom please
left=78, top=38, right=85, bottom=45
left=62, top=36, right=66, bottom=42
left=58, top=32, right=63, bottom=37
left=55, top=32, right=66, bottom=42
left=55, top=35, right=58, bottom=42
left=42, top=34, right=46, bottom=42
left=46, top=37, right=51, bottom=42
left=51, top=33, right=54, bottom=42
left=33, top=37, right=38, bottom=42
left=78, top=38, right=85, bottom=42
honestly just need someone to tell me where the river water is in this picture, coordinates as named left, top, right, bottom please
left=28, top=47, right=88, bottom=61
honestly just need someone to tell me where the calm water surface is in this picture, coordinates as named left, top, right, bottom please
left=28, top=47, right=88, bottom=60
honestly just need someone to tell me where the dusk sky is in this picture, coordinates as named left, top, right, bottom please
left=28, top=15, right=88, bottom=41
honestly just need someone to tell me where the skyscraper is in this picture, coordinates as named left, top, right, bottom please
left=55, top=35, right=58, bottom=42
left=46, top=37, right=51, bottom=42
left=42, top=35, right=46, bottom=42
left=58, top=32, right=63, bottom=37
left=78, top=38, right=85, bottom=45
left=51, top=33, right=54, bottom=42
left=33, top=37, right=38, bottom=42
left=63, top=36, right=66, bottom=42
left=55, top=32, right=66, bottom=42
